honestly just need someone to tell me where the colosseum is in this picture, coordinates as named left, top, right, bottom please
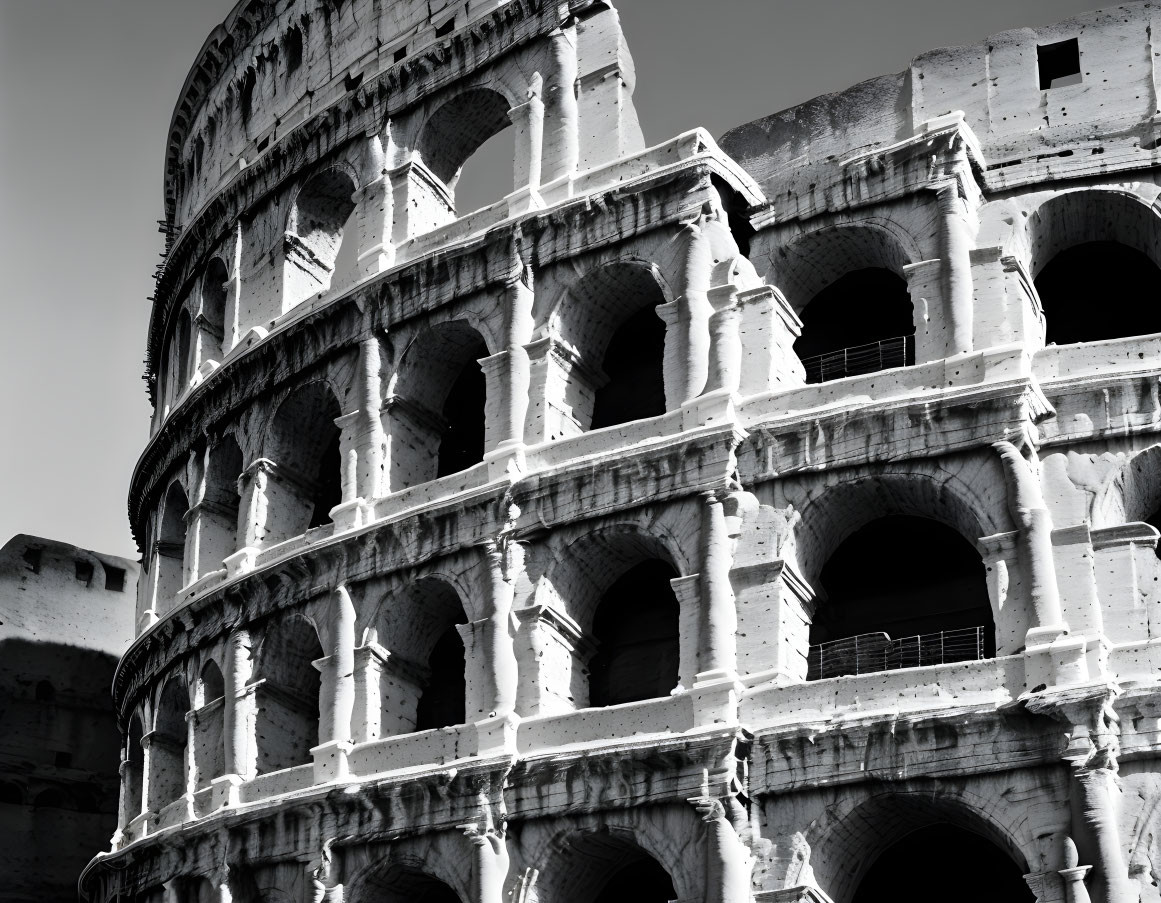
left=80, top=2, right=1161, bottom=902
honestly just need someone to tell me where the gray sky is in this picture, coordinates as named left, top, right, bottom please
left=0, top=0, right=1104, bottom=559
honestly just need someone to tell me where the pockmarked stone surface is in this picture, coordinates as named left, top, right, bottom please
left=82, top=3, right=1161, bottom=903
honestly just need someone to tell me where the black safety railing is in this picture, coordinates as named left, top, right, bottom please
left=800, top=334, right=915, bottom=384
left=807, top=626, right=987, bottom=681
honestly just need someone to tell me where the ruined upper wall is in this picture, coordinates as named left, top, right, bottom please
left=165, top=0, right=541, bottom=230
left=720, top=3, right=1161, bottom=205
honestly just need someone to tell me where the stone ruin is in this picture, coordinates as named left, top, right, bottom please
left=82, top=3, right=1161, bottom=902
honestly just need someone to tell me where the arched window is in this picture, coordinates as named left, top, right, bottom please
left=264, top=383, right=342, bottom=543
left=0, top=781, right=23, bottom=805
left=794, top=268, right=914, bottom=383
left=1035, top=241, right=1161, bottom=345
left=198, top=436, right=243, bottom=573
left=554, top=261, right=670, bottom=434
left=547, top=832, right=676, bottom=903
left=33, top=788, right=74, bottom=810
left=807, top=515, right=993, bottom=679
left=590, top=305, right=667, bottom=430
left=147, top=677, right=189, bottom=809
left=200, top=257, right=229, bottom=361
left=193, top=660, right=225, bottom=790
left=155, top=482, right=190, bottom=614
left=413, top=589, right=468, bottom=732
left=355, top=865, right=464, bottom=903
left=124, top=714, right=145, bottom=820
left=387, top=323, right=488, bottom=489
left=176, top=310, right=192, bottom=396
left=254, top=616, right=323, bottom=775
left=853, top=824, right=1032, bottom=903
left=589, top=560, right=680, bottom=707
left=415, top=87, right=514, bottom=219
left=282, top=168, right=359, bottom=311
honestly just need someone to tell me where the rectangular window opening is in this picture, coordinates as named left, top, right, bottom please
left=105, top=566, right=126, bottom=593
left=393, top=45, right=408, bottom=63
left=1037, top=37, right=1081, bottom=90
left=22, top=547, right=41, bottom=574
left=434, top=17, right=455, bottom=37
left=74, top=560, right=93, bottom=586
left=54, top=751, right=72, bottom=769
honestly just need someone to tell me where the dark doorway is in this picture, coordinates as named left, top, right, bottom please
left=437, top=344, right=487, bottom=477
left=1035, top=241, right=1161, bottom=345
left=414, top=625, right=467, bottom=731
left=808, top=516, right=993, bottom=679
left=589, top=560, right=680, bottom=706
left=594, top=856, right=676, bottom=903
left=853, top=824, right=1032, bottom=903
left=591, top=305, right=667, bottom=429
left=794, top=268, right=914, bottom=383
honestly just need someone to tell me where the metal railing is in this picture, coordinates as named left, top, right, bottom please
left=800, top=334, right=915, bottom=384
left=806, top=626, right=987, bottom=681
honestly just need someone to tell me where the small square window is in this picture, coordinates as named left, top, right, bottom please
left=53, top=751, right=72, bottom=769
left=1037, top=38, right=1081, bottom=90
left=393, top=45, right=408, bottom=63
left=105, top=566, right=126, bottom=593
left=22, top=547, right=41, bottom=574
left=74, top=561, right=93, bottom=586
left=434, top=17, right=455, bottom=37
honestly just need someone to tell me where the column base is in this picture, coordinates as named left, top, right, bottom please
left=311, top=740, right=353, bottom=783
left=484, top=442, right=525, bottom=480
left=681, top=389, right=738, bottom=430
left=1025, top=627, right=1088, bottom=691
left=223, top=547, right=259, bottom=578
left=474, top=712, right=521, bottom=757
left=506, top=185, right=544, bottom=217
left=210, top=773, right=244, bottom=809
left=537, top=173, right=575, bottom=206
left=329, top=498, right=369, bottom=533
left=688, top=670, right=744, bottom=727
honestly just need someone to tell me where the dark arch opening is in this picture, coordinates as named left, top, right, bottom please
left=853, top=824, right=1032, bottom=903
left=267, top=383, right=342, bottom=540
left=176, top=310, right=192, bottom=393
left=591, top=305, right=667, bottom=430
left=254, top=617, right=323, bottom=775
left=0, top=781, right=21, bottom=805
left=589, top=560, right=680, bottom=707
left=417, top=88, right=513, bottom=217
left=359, top=867, right=464, bottom=903
left=194, top=659, right=226, bottom=790
left=436, top=343, right=487, bottom=478
left=201, top=660, right=225, bottom=703
left=125, top=714, right=145, bottom=819
left=594, top=856, right=676, bottom=903
left=202, top=257, right=229, bottom=357
left=149, top=678, right=189, bottom=808
left=807, top=515, right=993, bottom=679
left=555, top=832, right=676, bottom=903
left=794, top=268, right=914, bottom=383
left=415, top=624, right=467, bottom=731
left=35, top=680, right=55, bottom=703
left=1035, top=241, right=1161, bottom=345
left=155, top=482, right=190, bottom=613
left=285, top=168, right=359, bottom=310
left=33, top=788, right=74, bottom=810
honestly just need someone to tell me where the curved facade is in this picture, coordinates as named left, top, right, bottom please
left=85, top=4, right=1161, bottom=903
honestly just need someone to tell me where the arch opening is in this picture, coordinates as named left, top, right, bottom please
left=589, top=560, right=680, bottom=708
left=794, top=267, right=914, bottom=383
left=193, top=660, right=226, bottom=790
left=414, top=620, right=467, bottom=732
left=155, top=482, right=190, bottom=614
left=545, top=830, right=676, bottom=903
left=200, top=257, right=229, bottom=362
left=254, top=617, right=323, bottom=775
left=388, top=323, right=488, bottom=489
left=147, top=678, right=189, bottom=810
left=552, top=262, right=670, bottom=435
left=124, top=714, right=145, bottom=821
left=198, top=436, right=243, bottom=573
left=353, top=865, right=464, bottom=903
left=283, top=168, right=359, bottom=311
left=807, top=515, right=993, bottom=680
left=852, top=823, right=1032, bottom=903
left=1035, top=241, right=1161, bottom=345
left=591, top=304, right=668, bottom=430
left=265, top=383, right=342, bottom=543
left=416, top=87, right=514, bottom=219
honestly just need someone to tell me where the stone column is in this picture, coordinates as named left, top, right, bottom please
left=573, top=4, right=645, bottom=170
left=483, top=270, right=535, bottom=476
left=469, top=541, right=521, bottom=754
left=225, top=458, right=275, bottom=576
left=935, top=180, right=975, bottom=357
left=214, top=628, right=254, bottom=806
left=312, top=587, right=356, bottom=781
left=462, top=823, right=509, bottom=903
left=506, top=78, right=544, bottom=215
left=737, top=286, right=805, bottom=396
left=356, top=135, right=394, bottom=277
left=222, top=224, right=243, bottom=354
left=697, top=491, right=738, bottom=682
left=539, top=26, right=579, bottom=196
left=1071, top=766, right=1134, bottom=903
left=668, top=222, right=714, bottom=407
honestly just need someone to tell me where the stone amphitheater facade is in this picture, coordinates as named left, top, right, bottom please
left=81, top=3, right=1161, bottom=902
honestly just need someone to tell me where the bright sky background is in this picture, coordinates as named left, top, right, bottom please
left=0, top=0, right=1103, bottom=559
